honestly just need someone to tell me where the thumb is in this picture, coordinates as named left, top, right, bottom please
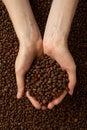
left=16, top=71, right=25, bottom=99
left=67, top=69, right=76, bottom=95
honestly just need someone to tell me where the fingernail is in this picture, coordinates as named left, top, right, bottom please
left=17, top=93, right=21, bottom=99
left=48, top=103, right=53, bottom=109
left=69, top=90, right=73, bottom=96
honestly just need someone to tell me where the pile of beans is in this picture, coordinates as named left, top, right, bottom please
left=26, top=54, right=69, bottom=106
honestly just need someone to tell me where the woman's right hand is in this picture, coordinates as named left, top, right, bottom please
left=3, top=0, right=46, bottom=110
left=43, top=39, right=76, bottom=109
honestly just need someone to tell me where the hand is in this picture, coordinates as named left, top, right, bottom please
left=15, top=38, right=43, bottom=109
left=42, top=0, right=77, bottom=110
left=3, top=0, right=44, bottom=109
left=43, top=40, right=76, bottom=109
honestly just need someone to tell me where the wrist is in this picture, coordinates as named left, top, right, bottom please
left=18, top=23, right=41, bottom=41
left=43, top=30, right=68, bottom=47
left=17, top=25, right=41, bottom=47
left=19, top=33, right=42, bottom=50
left=20, top=35, right=42, bottom=48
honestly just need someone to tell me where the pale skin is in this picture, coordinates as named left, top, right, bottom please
left=2, top=0, right=79, bottom=110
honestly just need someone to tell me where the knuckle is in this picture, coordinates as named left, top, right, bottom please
left=15, top=63, right=27, bottom=76
left=15, top=67, right=25, bottom=76
left=70, top=63, right=76, bottom=72
left=36, top=106, right=41, bottom=110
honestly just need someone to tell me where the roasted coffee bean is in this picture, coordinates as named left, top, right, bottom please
left=26, top=54, right=69, bottom=106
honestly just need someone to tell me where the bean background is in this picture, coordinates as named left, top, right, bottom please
left=0, top=0, right=87, bottom=130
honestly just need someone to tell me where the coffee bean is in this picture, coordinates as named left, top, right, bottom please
left=26, top=54, right=69, bottom=106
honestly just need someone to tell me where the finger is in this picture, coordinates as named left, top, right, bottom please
left=26, top=91, right=41, bottom=109
left=41, top=105, right=46, bottom=110
left=16, top=72, right=25, bottom=99
left=48, top=90, right=67, bottom=109
left=47, top=102, right=55, bottom=110
left=68, top=69, right=76, bottom=95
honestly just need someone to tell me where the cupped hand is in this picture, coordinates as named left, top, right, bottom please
left=43, top=41, right=76, bottom=109
left=15, top=38, right=43, bottom=109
